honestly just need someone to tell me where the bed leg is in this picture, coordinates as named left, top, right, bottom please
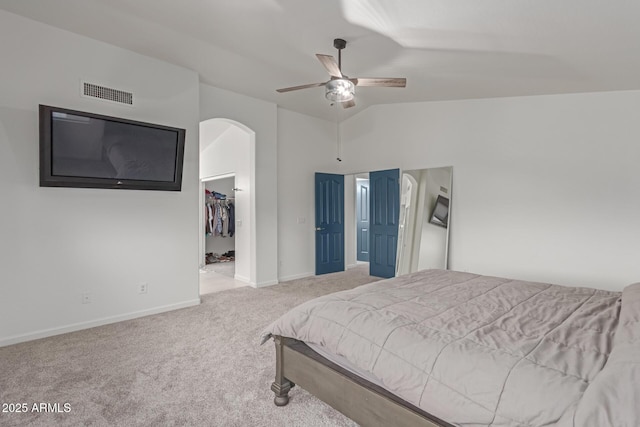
left=272, top=336, right=294, bottom=406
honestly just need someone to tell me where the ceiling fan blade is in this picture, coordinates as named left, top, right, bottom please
left=316, top=54, right=343, bottom=78
left=353, top=78, right=406, bottom=87
left=341, top=99, right=356, bottom=109
left=276, top=82, right=325, bottom=93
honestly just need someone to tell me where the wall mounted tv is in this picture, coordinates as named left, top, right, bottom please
left=39, top=104, right=186, bottom=191
left=429, top=195, right=449, bottom=228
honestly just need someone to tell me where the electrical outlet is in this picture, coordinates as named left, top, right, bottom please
left=81, top=293, right=92, bottom=304
left=139, top=283, right=148, bottom=294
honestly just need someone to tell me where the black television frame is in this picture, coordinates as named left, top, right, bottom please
left=39, top=104, right=186, bottom=191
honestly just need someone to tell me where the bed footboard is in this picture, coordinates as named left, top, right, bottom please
left=270, top=335, right=451, bottom=427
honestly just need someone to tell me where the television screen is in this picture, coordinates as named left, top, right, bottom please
left=429, top=195, right=449, bottom=228
left=39, top=105, right=186, bottom=191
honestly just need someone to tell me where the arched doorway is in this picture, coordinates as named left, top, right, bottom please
left=199, top=118, right=256, bottom=293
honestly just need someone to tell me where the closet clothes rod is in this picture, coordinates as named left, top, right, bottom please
left=204, top=193, right=235, bottom=200
left=205, top=199, right=235, bottom=204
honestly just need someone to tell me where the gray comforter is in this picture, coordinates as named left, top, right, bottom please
left=262, top=269, right=639, bottom=426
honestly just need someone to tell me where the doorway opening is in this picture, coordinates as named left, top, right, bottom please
left=344, top=173, right=370, bottom=269
left=319, top=169, right=399, bottom=279
left=201, top=174, right=239, bottom=294
left=199, top=118, right=256, bottom=294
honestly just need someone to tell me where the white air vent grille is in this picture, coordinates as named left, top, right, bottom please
left=82, top=82, right=133, bottom=105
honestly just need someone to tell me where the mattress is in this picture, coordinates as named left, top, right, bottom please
left=307, top=342, right=387, bottom=390
left=262, top=269, right=640, bottom=426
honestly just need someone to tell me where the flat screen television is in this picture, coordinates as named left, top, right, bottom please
left=429, top=195, right=449, bottom=228
left=39, top=104, right=186, bottom=191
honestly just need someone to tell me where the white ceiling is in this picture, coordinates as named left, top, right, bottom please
left=2, top=0, right=640, bottom=121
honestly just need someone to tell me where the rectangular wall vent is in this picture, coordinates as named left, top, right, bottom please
left=82, top=81, right=133, bottom=105
left=440, top=186, right=449, bottom=194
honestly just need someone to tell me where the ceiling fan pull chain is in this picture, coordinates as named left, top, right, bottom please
left=336, top=104, right=342, bottom=162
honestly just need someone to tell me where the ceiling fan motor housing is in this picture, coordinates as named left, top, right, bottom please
left=325, top=78, right=355, bottom=102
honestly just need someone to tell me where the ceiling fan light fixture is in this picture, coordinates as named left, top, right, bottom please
left=325, top=78, right=355, bottom=102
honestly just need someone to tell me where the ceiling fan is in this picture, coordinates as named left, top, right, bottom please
left=276, top=38, right=406, bottom=109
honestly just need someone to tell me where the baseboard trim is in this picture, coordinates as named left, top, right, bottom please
left=279, top=271, right=315, bottom=282
left=0, top=298, right=202, bottom=348
left=234, top=274, right=251, bottom=284
left=255, top=279, right=279, bottom=288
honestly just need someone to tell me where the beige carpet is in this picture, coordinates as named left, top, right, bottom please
left=0, top=266, right=380, bottom=427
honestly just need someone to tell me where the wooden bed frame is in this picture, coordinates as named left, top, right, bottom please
left=271, top=335, right=453, bottom=427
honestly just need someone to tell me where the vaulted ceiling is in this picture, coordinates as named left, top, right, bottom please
left=2, top=0, right=640, bottom=121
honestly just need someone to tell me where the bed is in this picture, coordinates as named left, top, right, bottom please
left=261, top=269, right=640, bottom=426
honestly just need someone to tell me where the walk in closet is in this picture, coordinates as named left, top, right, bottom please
left=204, top=177, right=235, bottom=274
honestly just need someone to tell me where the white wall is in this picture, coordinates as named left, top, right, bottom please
left=199, top=84, right=277, bottom=286
left=340, top=91, right=640, bottom=291
left=200, top=124, right=235, bottom=179
left=0, top=11, right=200, bottom=346
left=277, top=108, right=340, bottom=281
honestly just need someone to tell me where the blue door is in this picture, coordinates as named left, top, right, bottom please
left=369, top=169, right=400, bottom=278
left=356, top=178, right=370, bottom=262
left=315, top=173, right=345, bottom=275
